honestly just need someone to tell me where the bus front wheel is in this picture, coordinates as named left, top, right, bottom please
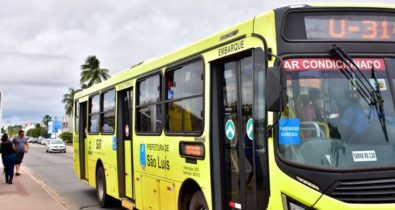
left=96, top=166, right=110, bottom=207
left=189, top=191, right=208, bottom=210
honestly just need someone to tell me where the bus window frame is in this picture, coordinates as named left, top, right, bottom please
left=164, top=58, right=205, bottom=136
left=100, top=88, right=116, bottom=135
left=135, top=71, right=163, bottom=136
left=88, top=94, right=101, bottom=135
left=280, top=8, right=395, bottom=43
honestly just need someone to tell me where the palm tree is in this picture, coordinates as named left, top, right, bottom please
left=80, top=56, right=110, bottom=88
left=43, top=115, right=52, bottom=128
left=62, top=88, right=76, bottom=116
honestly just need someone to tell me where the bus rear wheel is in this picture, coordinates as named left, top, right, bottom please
left=96, top=166, right=111, bottom=208
left=189, top=191, right=208, bottom=210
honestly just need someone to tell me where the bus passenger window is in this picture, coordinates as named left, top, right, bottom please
left=88, top=94, right=100, bottom=133
left=166, top=60, right=203, bottom=133
left=101, top=89, right=115, bottom=134
left=136, top=74, right=162, bottom=133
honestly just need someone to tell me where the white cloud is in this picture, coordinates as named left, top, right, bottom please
left=0, top=0, right=393, bottom=124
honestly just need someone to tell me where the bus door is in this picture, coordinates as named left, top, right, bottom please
left=212, top=49, right=268, bottom=210
left=79, top=102, right=88, bottom=180
left=117, top=88, right=134, bottom=199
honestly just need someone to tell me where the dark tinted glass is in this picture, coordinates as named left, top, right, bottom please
left=89, top=113, right=100, bottom=133
left=136, top=104, right=162, bottom=132
left=90, top=95, right=100, bottom=113
left=167, top=97, right=203, bottom=132
left=167, top=61, right=203, bottom=100
left=103, top=90, right=115, bottom=112
left=102, top=111, right=115, bottom=133
left=139, top=75, right=160, bottom=105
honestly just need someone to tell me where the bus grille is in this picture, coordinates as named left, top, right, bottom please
left=329, top=178, right=395, bottom=203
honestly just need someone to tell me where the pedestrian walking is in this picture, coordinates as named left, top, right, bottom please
left=12, top=130, right=29, bottom=176
left=1, top=133, right=17, bottom=184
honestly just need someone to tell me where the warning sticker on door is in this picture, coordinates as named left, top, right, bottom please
left=369, top=79, right=387, bottom=91
left=279, top=118, right=300, bottom=145
left=352, top=150, right=377, bottom=162
left=246, top=118, right=254, bottom=141
left=225, top=119, right=236, bottom=140
left=140, top=144, right=146, bottom=168
left=112, top=136, right=117, bottom=151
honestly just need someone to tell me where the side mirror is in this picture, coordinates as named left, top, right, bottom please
left=265, top=66, right=286, bottom=112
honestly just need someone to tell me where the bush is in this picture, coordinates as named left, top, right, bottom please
left=59, top=132, right=73, bottom=143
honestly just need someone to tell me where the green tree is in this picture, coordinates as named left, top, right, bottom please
left=62, top=88, right=76, bottom=115
left=59, top=132, right=73, bottom=143
left=80, top=56, right=110, bottom=88
left=39, top=127, right=48, bottom=138
left=7, top=125, right=22, bottom=137
left=43, top=115, right=52, bottom=127
left=26, top=129, right=32, bottom=137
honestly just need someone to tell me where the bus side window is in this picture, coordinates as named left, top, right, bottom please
left=136, top=74, right=162, bottom=133
left=101, top=89, right=115, bottom=134
left=88, top=94, right=100, bottom=133
left=165, top=60, right=204, bottom=134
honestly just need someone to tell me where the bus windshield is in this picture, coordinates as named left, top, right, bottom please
left=278, top=57, right=395, bottom=170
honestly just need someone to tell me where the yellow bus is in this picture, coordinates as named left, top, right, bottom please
left=73, top=3, right=395, bottom=210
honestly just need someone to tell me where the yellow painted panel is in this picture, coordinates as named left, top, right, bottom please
left=124, top=141, right=133, bottom=198
left=116, top=80, right=134, bottom=91
left=266, top=137, right=322, bottom=209
left=159, top=180, right=176, bottom=210
left=134, top=173, right=143, bottom=209
left=141, top=176, right=159, bottom=210
left=133, top=136, right=166, bottom=177
left=73, top=137, right=80, bottom=178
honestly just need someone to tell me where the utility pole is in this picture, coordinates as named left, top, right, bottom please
left=54, top=116, right=57, bottom=139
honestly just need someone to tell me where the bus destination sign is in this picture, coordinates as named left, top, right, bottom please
left=305, top=15, right=395, bottom=41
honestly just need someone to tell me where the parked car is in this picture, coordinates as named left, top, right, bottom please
left=46, top=139, right=66, bottom=153
left=42, top=139, right=50, bottom=145
left=27, top=137, right=36, bottom=143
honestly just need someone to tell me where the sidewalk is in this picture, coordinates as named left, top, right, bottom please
left=0, top=166, right=68, bottom=210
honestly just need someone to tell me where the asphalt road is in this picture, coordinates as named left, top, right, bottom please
left=24, top=143, right=122, bottom=210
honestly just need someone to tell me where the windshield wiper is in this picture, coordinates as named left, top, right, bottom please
left=332, top=45, right=374, bottom=105
left=331, top=44, right=389, bottom=142
left=371, top=65, right=389, bottom=142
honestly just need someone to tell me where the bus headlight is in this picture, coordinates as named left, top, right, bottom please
left=282, top=194, right=315, bottom=210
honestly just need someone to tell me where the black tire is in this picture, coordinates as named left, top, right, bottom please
left=96, top=166, right=111, bottom=208
left=189, top=191, right=208, bottom=210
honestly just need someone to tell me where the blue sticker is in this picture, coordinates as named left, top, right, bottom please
left=112, top=137, right=117, bottom=150
left=279, top=118, right=300, bottom=145
left=140, top=144, right=146, bottom=167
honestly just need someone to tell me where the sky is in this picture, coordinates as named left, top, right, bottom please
left=0, top=0, right=393, bottom=125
